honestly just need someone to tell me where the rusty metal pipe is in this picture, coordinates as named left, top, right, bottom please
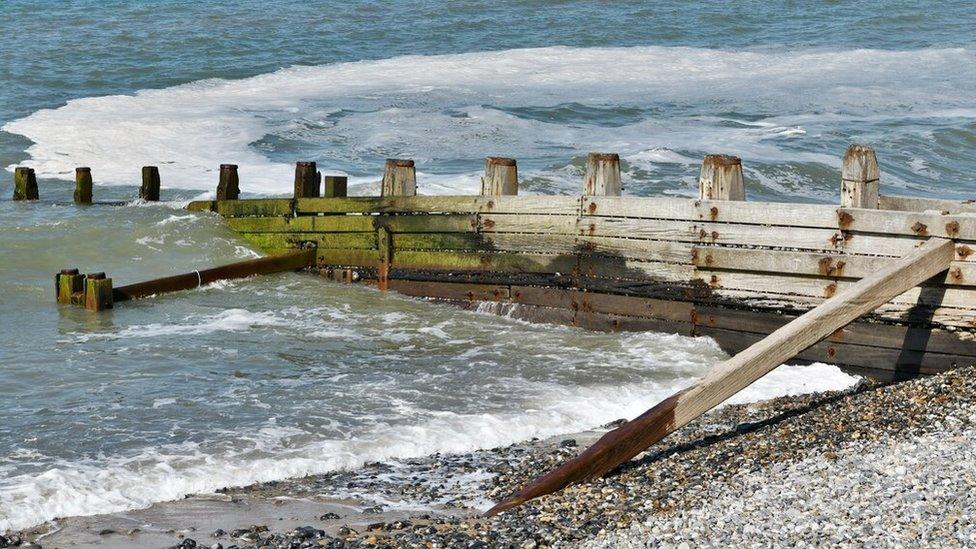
left=113, top=249, right=314, bottom=302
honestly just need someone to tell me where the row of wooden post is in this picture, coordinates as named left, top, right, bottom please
left=14, top=145, right=881, bottom=207
left=10, top=166, right=162, bottom=202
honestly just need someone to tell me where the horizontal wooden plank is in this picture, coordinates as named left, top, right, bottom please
left=577, top=254, right=695, bottom=282
left=693, top=247, right=976, bottom=287
left=296, top=195, right=581, bottom=215
left=215, top=199, right=293, bottom=217
left=393, top=250, right=578, bottom=274
left=186, top=200, right=214, bottom=212
left=698, top=269, right=976, bottom=309
left=879, top=195, right=976, bottom=214
left=377, top=214, right=478, bottom=233
left=390, top=279, right=510, bottom=301
left=317, top=248, right=380, bottom=268
left=582, top=196, right=976, bottom=240
left=242, top=232, right=376, bottom=252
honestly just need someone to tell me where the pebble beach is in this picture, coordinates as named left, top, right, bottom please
left=12, top=364, right=975, bottom=548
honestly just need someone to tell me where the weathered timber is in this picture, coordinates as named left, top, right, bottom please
left=294, top=195, right=581, bottom=215
left=381, top=159, right=417, bottom=197
left=112, top=249, right=314, bottom=302
left=377, top=227, right=392, bottom=290
left=13, top=167, right=38, bottom=200
left=481, top=157, right=518, bottom=196
left=879, top=194, right=976, bottom=214
left=242, top=232, right=376, bottom=254
left=390, top=279, right=510, bottom=302
left=141, top=166, right=161, bottom=201
left=692, top=246, right=976, bottom=287
left=73, top=167, right=93, bottom=204
left=294, top=161, right=320, bottom=198
left=215, top=199, right=293, bottom=218
left=486, top=237, right=956, bottom=516
left=841, top=145, right=880, bottom=209
left=323, top=175, right=348, bottom=198
left=56, top=269, right=85, bottom=305
left=698, top=155, right=744, bottom=201
left=84, top=272, right=113, bottom=312
left=216, top=164, right=240, bottom=201
left=583, top=153, right=621, bottom=196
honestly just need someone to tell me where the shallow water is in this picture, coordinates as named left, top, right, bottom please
left=2, top=0, right=972, bottom=532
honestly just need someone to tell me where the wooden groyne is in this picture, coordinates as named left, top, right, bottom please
left=178, top=146, right=976, bottom=380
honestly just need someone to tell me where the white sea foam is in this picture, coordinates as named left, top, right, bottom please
left=4, top=46, right=974, bottom=194
left=0, top=360, right=856, bottom=532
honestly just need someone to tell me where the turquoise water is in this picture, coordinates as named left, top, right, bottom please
left=1, top=0, right=972, bottom=532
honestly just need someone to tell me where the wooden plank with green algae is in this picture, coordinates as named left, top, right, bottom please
left=216, top=199, right=293, bottom=217
left=393, top=250, right=578, bottom=274
left=295, top=195, right=581, bottom=215
left=241, top=232, right=376, bottom=253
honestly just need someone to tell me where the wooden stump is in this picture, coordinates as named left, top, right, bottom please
left=480, top=157, right=518, bottom=196
left=381, top=159, right=416, bottom=197
left=13, top=167, right=39, bottom=201
left=294, top=161, right=320, bottom=198
left=583, top=153, right=621, bottom=196
left=698, top=155, right=745, bottom=201
left=56, top=268, right=85, bottom=304
left=216, top=164, right=240, bottom=200
left=84, top=272, right=113, bottom=311
left=841, top=144, right=879, bottom=209
left=141, top=166, right=161, bottom=201
left=74, top=167, right=93, bottom=204
left=323, top=175, right=348, bottom=198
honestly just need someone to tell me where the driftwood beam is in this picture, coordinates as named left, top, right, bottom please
left=486, top=237, right=956, bottom=516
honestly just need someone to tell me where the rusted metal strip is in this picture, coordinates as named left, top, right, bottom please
left=112, top=249, right=314, bottom=302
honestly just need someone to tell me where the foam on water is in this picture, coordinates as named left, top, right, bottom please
left=5, top=46, right=975, bottom=196
left=0, top=356, right=856, bottom=532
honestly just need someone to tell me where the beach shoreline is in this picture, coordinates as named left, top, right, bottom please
left=10, top=365, right=976, bottom=548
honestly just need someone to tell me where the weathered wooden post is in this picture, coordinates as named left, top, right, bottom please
left=56, top=268, right=85, bottom=304
left=323, top=175, right=348, bottom=198
left=841, top=144, right=880, bottom=209
left=583, top=153, right=621, bottom=196
left=84, top=272, right=113, bottom=311
left=294, top=161, right=320, bottom=198
left=74, top=167, right=93, bottom=204
left=698, top=154, right=745, bottom=201
left=13, top=167, right=39, bottom=200
left=141, top=166, right=161, bottom=201
left=216, top=164, right=240, bottom=200
left=480, top=157, right=518, bottom=196
left=381, top=159, right=416, bottom=197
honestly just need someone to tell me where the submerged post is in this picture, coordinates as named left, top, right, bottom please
left=841, top=145, right=880, bottom=209
left=381, top=159, right=416, bottom=197
left=13, top=167, right=39, bottom=201
left=84, top=272, right=113, bottom=312
left=481, top=157, right=518, bottom=196
left=583, top=153, right=621, bottom=196
left=141, top=166, right=161, bottom=201
left=294, top=161, right=320, bottom=198
left=56, top=269, right=85, bottom=304
left=698, top=154, right=744, bottom=201
left=323, top=175, right=348, bottom=198
left=74, top=167, right=93, bottom=204
left=216, top=164, right=240, bottom=200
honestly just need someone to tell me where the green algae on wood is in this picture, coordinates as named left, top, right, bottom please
left=74, top=167, right=93, bottom=204
left=13, top=167, right=38, bottom=200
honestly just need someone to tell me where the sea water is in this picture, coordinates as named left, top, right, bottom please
left=2, top=0, right=973, bottom=532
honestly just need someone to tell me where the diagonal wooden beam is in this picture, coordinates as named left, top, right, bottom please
left=486, top=237, right=956, bottom=516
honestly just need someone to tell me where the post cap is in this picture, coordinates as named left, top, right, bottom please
left=60, top=268, right=79, bottom=275
left=385, top=159, right=415, bottom=168
left=220, top=164, right=238, bottom=170
left=486, top=157, right=517, bottom=167
left=86, top=272, right=106, bottom=280
left=587, top=153, right=620, bottom=162
left=296, top=161, right=317, bottom=168
left=76, top=167, right=91, bottom=173
left=702, top=154, right=741, bottom=167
